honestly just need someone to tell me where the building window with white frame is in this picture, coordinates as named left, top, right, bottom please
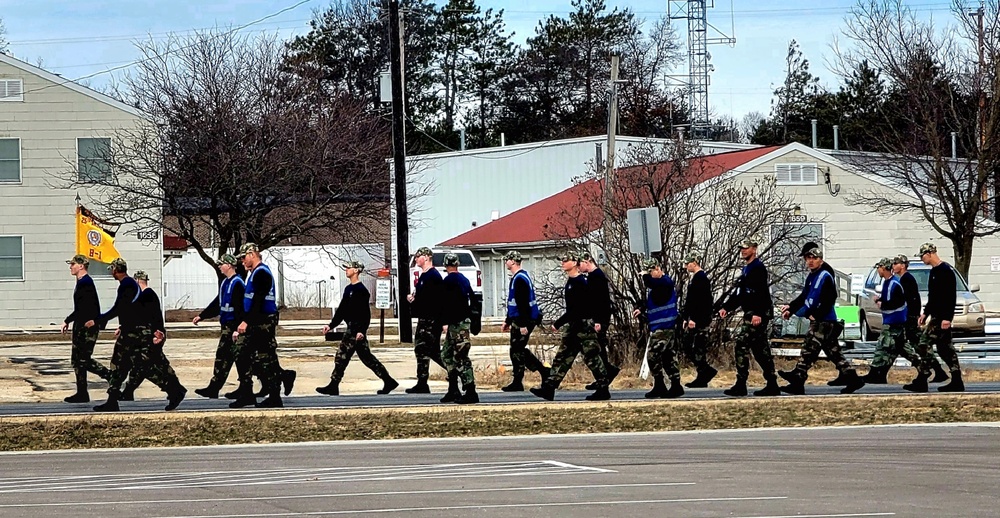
left=0, top=138, right=19, bottom=183
left=774, top=163, right=819, bottom=185
left=0, top=236, right=24, bottom=280
left=78, top=137, right=112, bottom=183
left=0, top=79, right=24, bottom=102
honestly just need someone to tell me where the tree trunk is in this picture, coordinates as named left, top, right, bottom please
left=952, top=237, right=975, bottom=280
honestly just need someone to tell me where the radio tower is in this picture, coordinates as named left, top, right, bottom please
left=668, top=1, right=736, bottom=138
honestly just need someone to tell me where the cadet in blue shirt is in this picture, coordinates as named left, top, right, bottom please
left=863, top=258, right=922, bottom=384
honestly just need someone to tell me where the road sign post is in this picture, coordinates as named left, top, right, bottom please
left=626, top=207, right=662, bottom=258
left=375, top=269, right=392, bottom=343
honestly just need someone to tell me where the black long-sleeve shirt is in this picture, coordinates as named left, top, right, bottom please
left=134, top=288, right=166, bottom=335
left=898, top=271, right=922, bottom=321
left=554, top=274, right=592, bottom=329
left=329, top=282, right=372, bottom=333
left=412, top=267, right=443, bottom=320
left=720, top=258, right=773, bottom=320
left=681, top=270, right=712, bottom=329
left=65, top=274, right=100, bottom=328
left=787, top=262, right=838, bottom=321
left=98, top=276, right=140, bottom=330
left=587, top=267, right=612, bottom=326
left=642, top=273, right=675, bottom=308
left=440, top=272, right=473, bottom=325
left=505, top=272, right=536, bottom=328
left=925, top=262, right=957, bottom=321
left=198, top=276, right=246, bottom=324
left=245, top=266, right=275, bottom=324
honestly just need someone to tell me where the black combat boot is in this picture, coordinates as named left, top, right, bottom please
left=645, top=375, right=668, bottom=399
left=119, top=387, right=135, bottom=401
left=64, top=380, right=90, bottom=403
left=937, top=370, right=965, bottom=392
left=377, top=375, right=399, bottom=395
left=501, top=378, right=524, bottom=392
left=826, top=371, right=849, bottom=386
left=862, top=366, right=889, bottom=384
left=903, top=372, right=929, bottom=393
left=539, top=366, right=551, bottom=384
left=723, top=379, right=748, bottom=397
left=685, top=365, right=718, bottom=388
left=931, top=363, right=950, bottom=383
left=224, top=388, right=240, bottom=399
left=584, top=380, right=600, bottom=390
left=665, top=377, right=684, bottom=398
left=405, top=380, right=431, bottom=394
left=256, top=390, right=283, bottom=408
left=282, top=370, right=297, bottom=396
left=316, top=380, right=340, bottom=396
left=254, top=386, right=268, bottom=398
left=194, top=383, right=221, bottom=399
left=457, top=385, right=480, bottom=404
left=585, top=383, right=611, bottom=401
left=440, top=374, right=461, bottom=403
left=840, top=370, right=865, bottom=394
left=754, top=378, right=781, bottom=396
left=228, top=384, right=257, bottom=408
left=165, top=385, right=187, bottom=411
left=779, top=370, right=806, bottom=395
left=529, top=385, right=555, bottom=401
left=93, top=391, right=120, bottom=412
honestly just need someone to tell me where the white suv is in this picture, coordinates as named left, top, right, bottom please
left=409, top=248, right=483, bottom=293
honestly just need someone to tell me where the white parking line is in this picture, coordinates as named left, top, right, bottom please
left=154, top=496, right=789, bottom=517
left=727, top=514, right=894, bottom=518
left=0, top=482, right=694, bottom=509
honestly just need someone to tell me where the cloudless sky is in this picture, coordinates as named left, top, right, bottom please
left=0, top=0, right=957, bottom=122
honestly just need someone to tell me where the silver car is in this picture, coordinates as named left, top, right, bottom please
left=857, top=263, right=986, bottom=340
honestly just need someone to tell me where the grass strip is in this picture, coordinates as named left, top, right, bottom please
left=1, top=394, right=998, bottom=452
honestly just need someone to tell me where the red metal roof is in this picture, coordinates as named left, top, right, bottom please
left=439, top=146, right=779, bottom=247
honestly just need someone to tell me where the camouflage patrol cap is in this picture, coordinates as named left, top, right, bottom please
left=414, top=246, right=434, bottom=258
left=683, top=252, right=702, bottom=265
left=919, top=242, right=937, bottom=255
left=503, top=250, right=522, bottom=262
left=579, top=250, right=595, bottom=262
left=558, top=251, right=580, bottom=263
left=642, top=258, right=661, bottom=272
left=443, top=253, right=460, bottom=267
left=216, top=253, right=238, bottom=266
left=66, top=254, right=89, bottom=266
left=236, top=242, right=259, bottom=258
left=802, top=246, right=823, bottom=259
left=874, top=257, right=893, bottom=270
left=107, top=257, right=127, bottom=272
left=343, top=260, right=365, bottom=271
left=738, top=238, right=759, bottom=249
left=133, top=270, right=149, bottom=281
left=892, top=254, right=909, bottom=266
left=799, top=241, right=820, bottom=257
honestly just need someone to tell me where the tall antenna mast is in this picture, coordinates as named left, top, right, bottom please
left=668, top=0, right=736, bottom=138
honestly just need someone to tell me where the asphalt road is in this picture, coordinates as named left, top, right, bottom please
left=0, top=424, right=996, bottom=517
left=1, top=381, right=1000, bottom=417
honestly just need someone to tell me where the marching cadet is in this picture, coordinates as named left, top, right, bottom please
left=632, top=258, right=684, bottom=398
left=863, top=258, right=921, bottom=384
left=778, top=244, right=865, bottom=395
left=679, top=253, right=718, bottom=388
left=717, top=239, right=780, bottom=397
left=60, top=254, right=111, bottom=403
left=500, top=250, right=549, bottom=392
left=404, top=247, right=446, bottom=394
left=905, top=243, right=964, bottom=392
left=438, top=253, right=479, bottom=404
left=530, top=252, right=609, bottom=401
left=231, top=243, right=294, bottom=408
left=892, top=253, right=950, bottom=383
left=317, top=260, right=398, bottom=396
left=92, top=258, right=142, bottom=410
left=191, top=254, right=250, bottom=400
left=579, top=251, right=620, bottom=389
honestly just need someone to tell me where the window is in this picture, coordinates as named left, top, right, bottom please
left=0, top=236, right=24, bottom=280
left=0, top=138, right=19, bottom=183
left=78, top=137, right=112, bottom=182
left=775, top=163, right=818, bottom=185
left=0, top=79, right=23, bottom=102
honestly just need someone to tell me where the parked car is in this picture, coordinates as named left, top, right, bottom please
left=857, top=263, right=986, bottom=340
left=408, top=248, right=483, bottom=294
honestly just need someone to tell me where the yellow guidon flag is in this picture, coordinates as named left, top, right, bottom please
left=76, top=206, right=122, bottom=264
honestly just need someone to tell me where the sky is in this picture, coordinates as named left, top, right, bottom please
left=0, top=0, right=958, bottom=121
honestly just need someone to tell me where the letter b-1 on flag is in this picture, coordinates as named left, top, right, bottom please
left=76, top=206, right=122, bottom=263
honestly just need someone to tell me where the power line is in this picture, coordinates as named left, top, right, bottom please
left=8, top=18, right=311, bottom=46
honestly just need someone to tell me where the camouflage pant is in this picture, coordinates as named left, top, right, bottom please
left=246, top=314, right=282, bottom=392
left=792, top=320, right=853, bottom=379
left=414, top=319, right=445, bottom=382
left=596, top=326, right=617, bottom=370
left=508, top=324, right=545, bottom=379
left=917, top=318, right=961, bottom=377
left=647, top=328, right=680, bottom=380
left=871, top=323, right=922, bottom=369
left=70, top=325, right=110, bottom=386
left=545, top=320, right=607, bottom=389
left=732, top=320, right=776, bottom=382
left=330, top=329, right=391, bottom=383
left=442, top=319, right=475, bottom=388
left=207, top=322, right=249, bottom=388
left=108, top=327, right=180, bottom=395
left=881, top=318, right=946, bottom=372
left=681, top=326, right=712, bottom=370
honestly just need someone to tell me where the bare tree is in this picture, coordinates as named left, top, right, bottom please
left=833, top=0, right=1000, bottom=277
left=0, top=17, right=8, bottom=54
left=54, top=31, right=393, bottom=271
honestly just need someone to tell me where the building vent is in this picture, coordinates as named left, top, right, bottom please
left=774, top=163, right=818, bottom=185
left=0, top=79, right=23, bottom=102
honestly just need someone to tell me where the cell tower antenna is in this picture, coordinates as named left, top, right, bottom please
left=668, top=0, right=737, bottom=138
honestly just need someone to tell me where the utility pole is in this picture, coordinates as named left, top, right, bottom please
left=604, top=54, right=620, bottom=209
left=389, top=0, right=413, bottom=342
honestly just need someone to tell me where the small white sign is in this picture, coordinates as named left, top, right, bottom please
left=375, top=278, right=392, bottom=309
left=991, top=256, right=1000, bottom=272
left=850, top=273, right=865, bottom=295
